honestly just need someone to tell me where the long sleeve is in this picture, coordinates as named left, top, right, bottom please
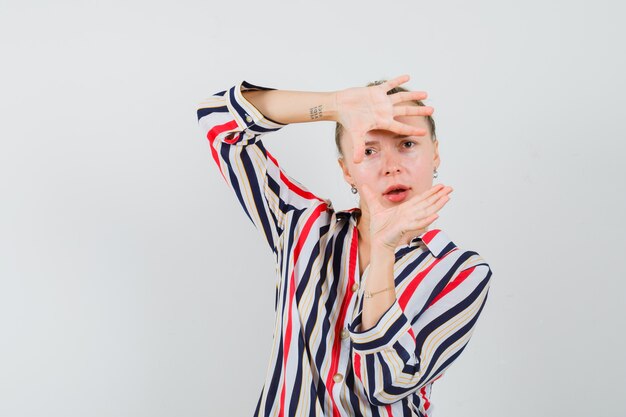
left=196, top=81, right=327, bottom=253
left=348, top=257, right=492, bottom=406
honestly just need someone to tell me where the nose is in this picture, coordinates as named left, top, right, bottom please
left=382, top=153, right=401, bottom=176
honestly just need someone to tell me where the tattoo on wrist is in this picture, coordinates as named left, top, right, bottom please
left=309, top=105, right=323, bottom=120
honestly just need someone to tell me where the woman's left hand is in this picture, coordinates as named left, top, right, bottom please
left=360, top=183, right=453, bottom=251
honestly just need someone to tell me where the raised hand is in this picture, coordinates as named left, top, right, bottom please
left=335, top=74, right=434, bottom=164
left=360, top=183, right=453, bottom=251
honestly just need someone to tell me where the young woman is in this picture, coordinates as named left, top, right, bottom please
left=196, top=75, right=492, bottom=417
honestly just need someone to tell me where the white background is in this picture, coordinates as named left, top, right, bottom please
left=1, top=1, right=625, bottom=416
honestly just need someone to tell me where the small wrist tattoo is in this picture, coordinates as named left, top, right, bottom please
left=309, top=105, right=323, bottom=120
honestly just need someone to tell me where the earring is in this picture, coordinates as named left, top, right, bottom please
left=350, top=185, right=358, bottom=194
left=433, top=168, right=438, bottom=179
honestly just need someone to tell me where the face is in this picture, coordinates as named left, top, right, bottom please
left=338, top=110, right=440, bottom=211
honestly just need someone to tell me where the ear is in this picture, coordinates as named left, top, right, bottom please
left=432, top=139, right=441, bottom=169
left=337, top=157, right=355, bottom=187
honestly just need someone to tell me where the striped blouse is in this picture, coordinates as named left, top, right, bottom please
left=196, top=81, right=493, bottom=417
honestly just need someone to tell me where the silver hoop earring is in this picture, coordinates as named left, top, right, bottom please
left=350, top=185, right=358, bottom=194
left=433, top=168, right=438, bottom=179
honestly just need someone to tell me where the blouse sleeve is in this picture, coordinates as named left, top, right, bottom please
left=348, top=258, right=493, bottom=406
left=196, top=81, right=327, bottom=253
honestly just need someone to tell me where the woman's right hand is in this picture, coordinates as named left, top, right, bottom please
left=334, top=74, right=434, bottom=164
left=360, top=183, right=453, bottom=251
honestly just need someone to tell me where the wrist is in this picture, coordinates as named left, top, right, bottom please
left=322, top=91, right=339, bottom=122
left=370, top=240, right=397, bottom=258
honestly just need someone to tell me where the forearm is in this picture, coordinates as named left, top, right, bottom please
left=242, top=89, right=338, bottom=125
left=361, top=245, right=396, bottom=330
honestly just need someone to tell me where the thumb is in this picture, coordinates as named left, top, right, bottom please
left=352, top=139, right=365, bottom=164
left=360, top=183, right=382, bottom=212
left=351, top=130, right=366, bottom=164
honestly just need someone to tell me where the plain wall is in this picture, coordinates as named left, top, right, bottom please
left=1, top=0, right=625, bottom=416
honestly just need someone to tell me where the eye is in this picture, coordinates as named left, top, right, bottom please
left=364, top=148, right=375, bottom=156
left=402, top=140, right=416, bottom=149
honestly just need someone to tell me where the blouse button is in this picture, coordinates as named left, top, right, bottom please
left=341, top=329, right=349, bottom=339
left=333, top=373, right=344, bottom=383
left=351, top=282, right=359, bottom=293
left=245, top=114, right=252, bottom=123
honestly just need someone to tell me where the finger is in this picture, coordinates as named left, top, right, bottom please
left=405, top=213, right=439, bottom=235
left=353, top=147, right=363, bottom=164
left=384, top=74, right=410, bottom=91
left=421, top=199, right=447, bottom=220
left=360, top=183, right=384, bottom=212
left=416, top=183, right=446, bottom=200
left=423, top=186, right=453, bottom=205
left=359, top=183, right=373, bottom=203
left=407, top=184, right=446, bottom=207
left=351, top=132, right=366, bottom=164
left=393, top=105, right=434, bottom=117
left=428, top=193, right=451, bottom=213
left=413, top=184, right=452, bottom=210
left=387, top=121, right=428, bottom=137
left=390, top=91, right=428, bottom=104
left=414, top=193, right=451, bottom=222
left=401, top=194, right=448, bottom=238
left=422, top=213, right=440, bottom=228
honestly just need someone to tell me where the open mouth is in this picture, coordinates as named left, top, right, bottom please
left=384, top=185, right=410, bottom=195
left=383, top=185, right=411, bottom=202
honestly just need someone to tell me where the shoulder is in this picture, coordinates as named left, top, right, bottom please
left=419, top=229, right=491, bottom=274
left=420, top=230, right=493, bottom=304
left=283, top=203, right=361, bottom=244
left=283, top=198, right=342, bottom=233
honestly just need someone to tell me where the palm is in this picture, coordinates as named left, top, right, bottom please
left=338, top=87, right=393, bottom=135
left=369, top=206, right=402, bottom=247
left=335, top=74, right=432, bottom=163
left=360, top=183, right=452, bottom=250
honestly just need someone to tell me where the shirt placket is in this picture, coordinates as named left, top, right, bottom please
left=330, top=220, right=367, bottom=414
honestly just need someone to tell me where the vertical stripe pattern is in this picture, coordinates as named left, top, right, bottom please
left=196, top=81, right=493, bottom=416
